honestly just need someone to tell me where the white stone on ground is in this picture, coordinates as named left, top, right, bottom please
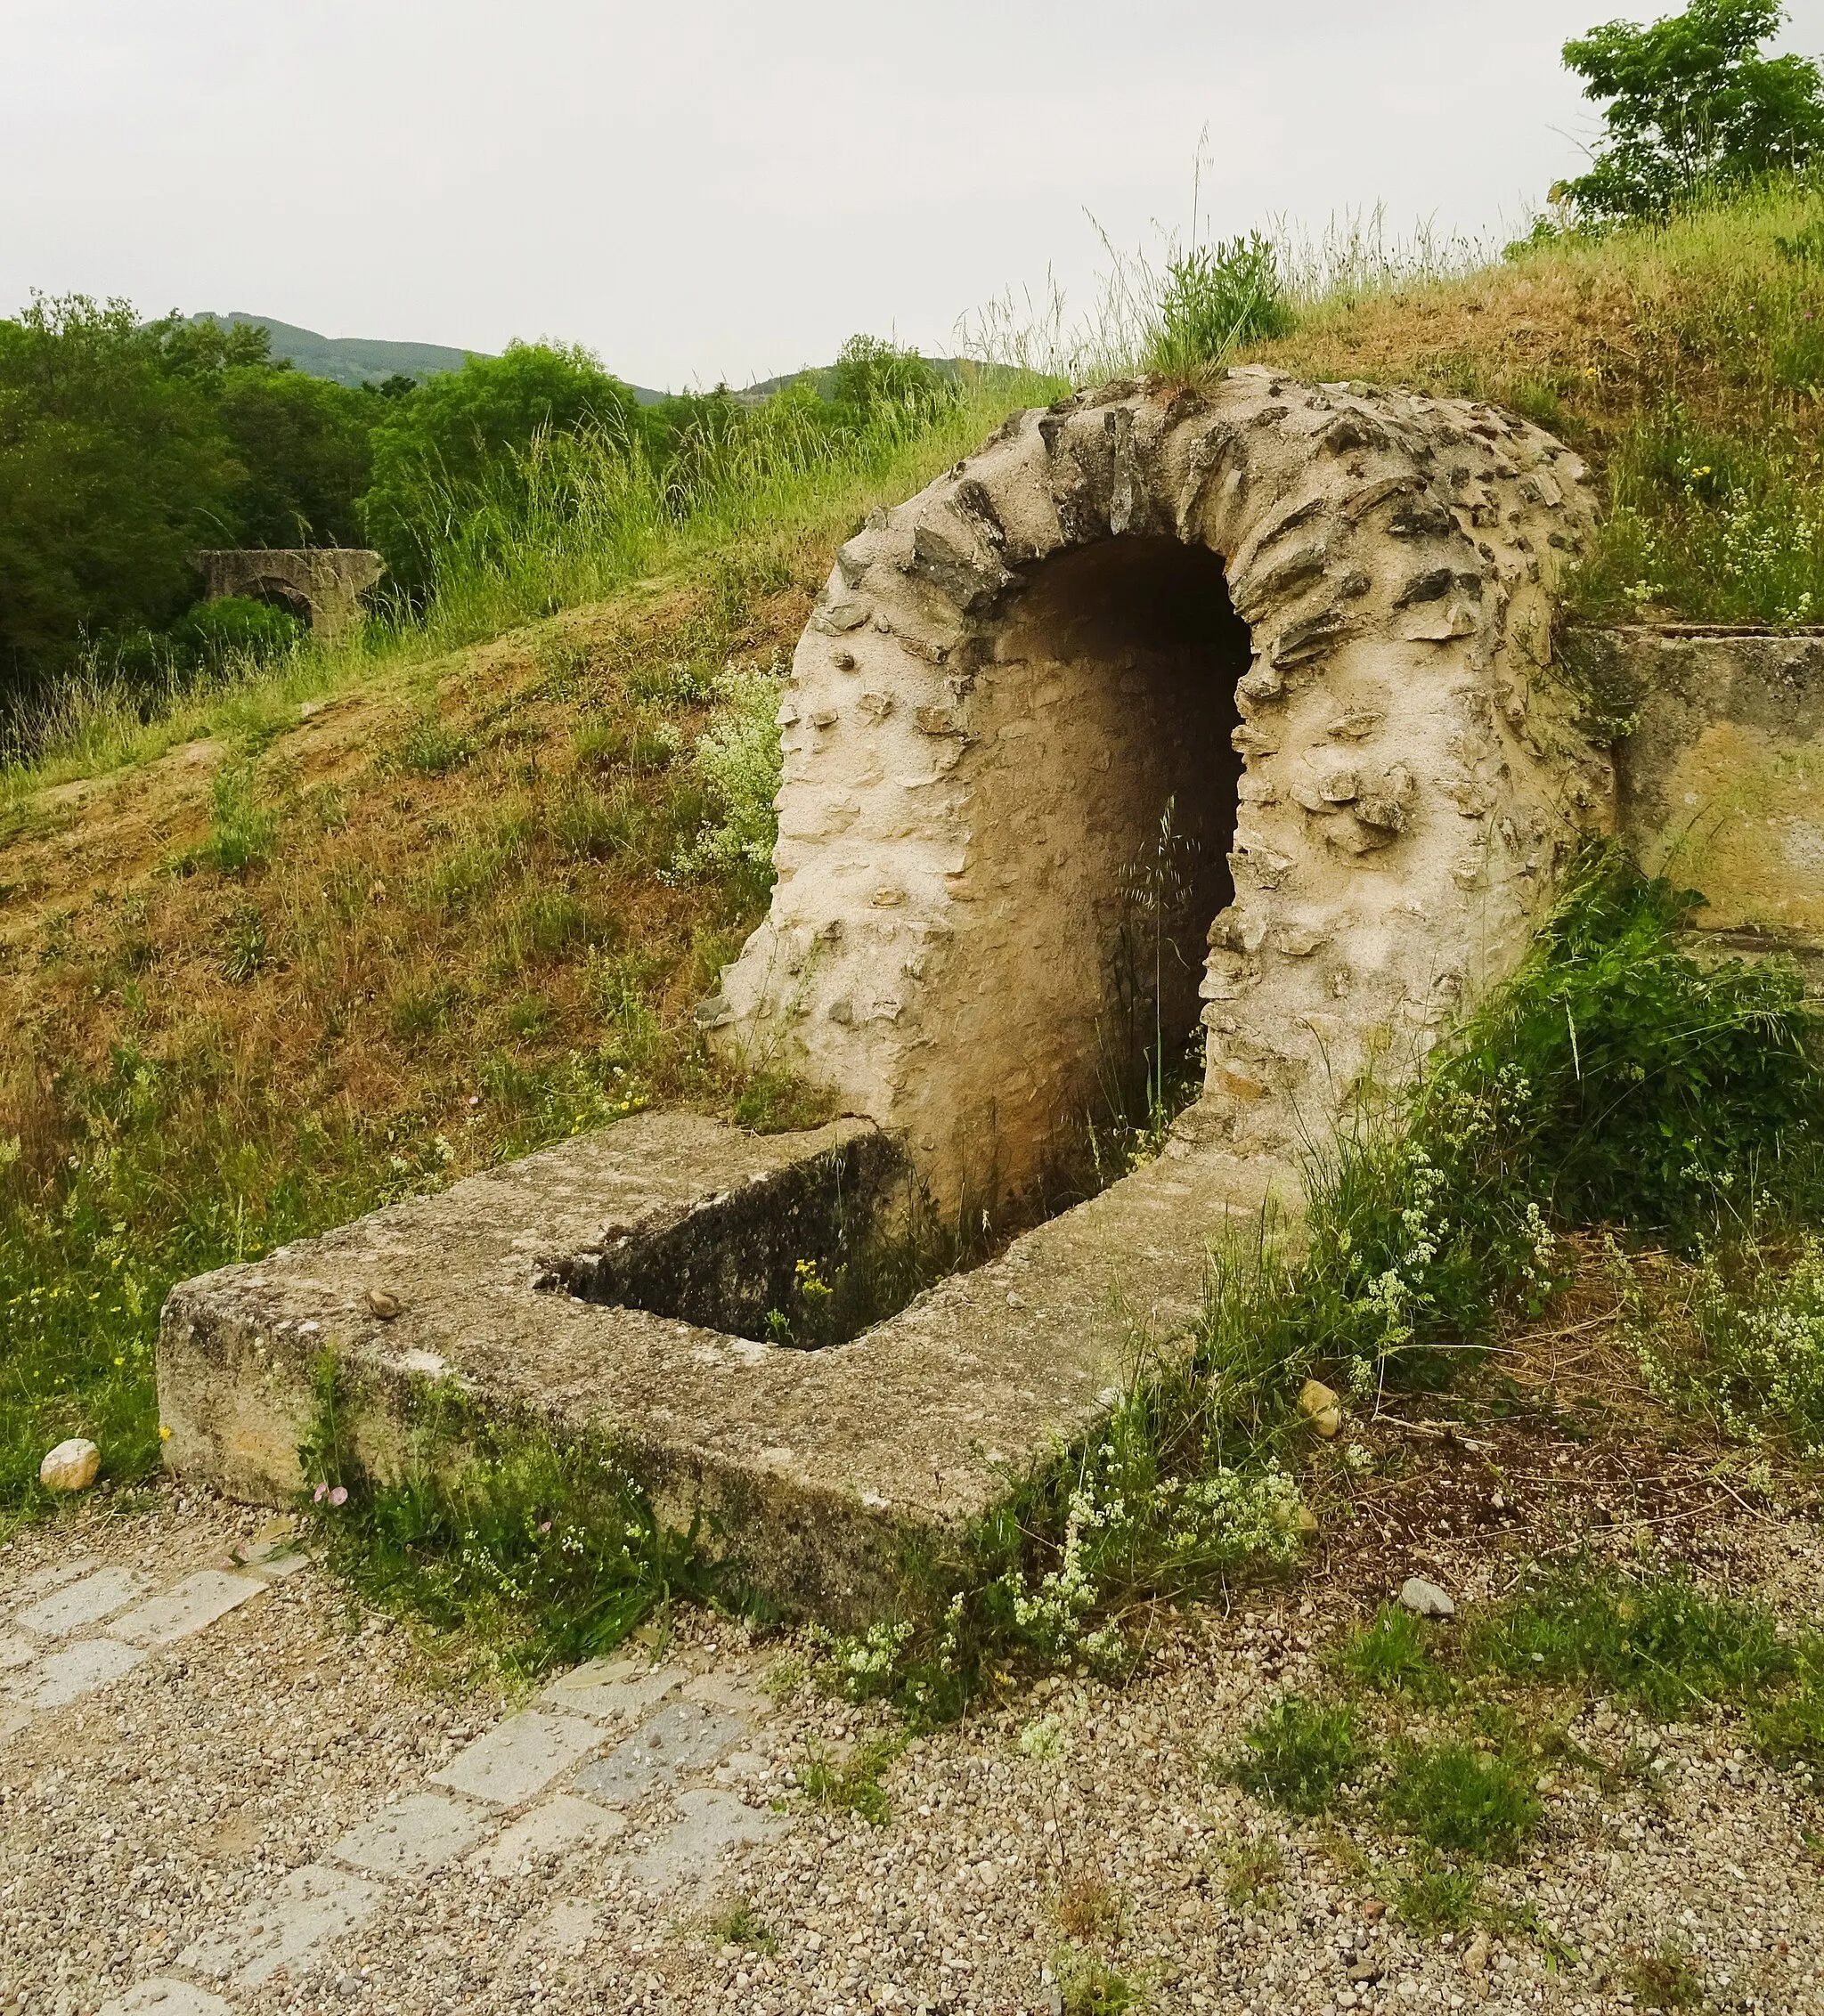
left=429, top=1707, right=603, bottom=1806
left=109, top=1568, right=265, bottom=1646
left=38, top=1436, right=100, bottom=1492
left=1399, top=1575, right=1456, bottom=1617
left=13, top=1565, right=151, bottom=1638
left=327, top=1790, right=491, bottom=1878
left=177, top=1861, right=382, bottom=1987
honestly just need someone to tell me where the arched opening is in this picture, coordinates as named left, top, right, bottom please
left=248, top=580, right=314, bottom=627
left=949, top=536, right=1250, bottom=1191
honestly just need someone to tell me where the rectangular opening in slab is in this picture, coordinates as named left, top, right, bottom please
left=538, top=1126, right=919, bottom=1346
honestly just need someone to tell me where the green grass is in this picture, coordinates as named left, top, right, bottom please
left=1379, top=1742, right=1543, bottom=1860
left=299, top=1354, right=716, bottom=1672
left=1229, top=1695, right=1363, bottom=1817
left=1332, top=1606, right=1454, bottom=1703
left=799, top=1734, right=902, bottom=1826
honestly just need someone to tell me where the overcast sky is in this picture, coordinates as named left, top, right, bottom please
left=7, top=0, right=1824, bottom=390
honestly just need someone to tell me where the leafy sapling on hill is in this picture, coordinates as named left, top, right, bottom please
left=1559, top=0, right=1824, bottom=221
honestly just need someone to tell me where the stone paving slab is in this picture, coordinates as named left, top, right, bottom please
left=110, top=1569, right=265, bottom=1646
left=13, top=1565, right=152, bottom=1638
left=625, top=1788, right=778, bottom=1892
left=572, top=1700, right=746, bottom=1806
left=327, top=1790, right=491, bottom=1879
left=97, top=1980, right=234, bottom=2016
left=19, top=1635, right=147, bottom=1707
left=473, top=1792, right=627, bottom=1873
left=429, top=1708, right=602, bottom=1808
left=0, top=1631, right=38, bottom=1671
left=539, top=1656, right=686, bottom=1722
left=177, top=1860, right=383, bottom=1988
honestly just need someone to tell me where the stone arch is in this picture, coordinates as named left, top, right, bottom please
left=712, top=370, right=1614, bottom=1207
left=191, top=549, right=385, bottom=645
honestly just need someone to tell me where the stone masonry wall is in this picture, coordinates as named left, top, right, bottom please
left=711, top=372, right=1613, bottom=1206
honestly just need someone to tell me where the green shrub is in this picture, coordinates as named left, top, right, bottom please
left=172, top=596, right=304, bottom=670
left=672, top=658, right=785, bottom=884
left=1144, top=234, right=1295, bottom=375
left=1380, top=1742, right=1543, bottom=1859
left=1231, top=1695, right=1362, bottom=1815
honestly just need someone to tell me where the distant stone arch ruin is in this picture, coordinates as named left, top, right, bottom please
left=712, top=370, right=1614, bottom=1206
left=192, top=548, right=385, bottom=644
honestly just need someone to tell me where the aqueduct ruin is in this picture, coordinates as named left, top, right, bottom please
left=192, top=548, right=385, bottom=644
left=710, top=370, right=1612, bottom=1206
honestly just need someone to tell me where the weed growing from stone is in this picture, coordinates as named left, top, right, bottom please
left=706, top=1901, right=777, bottom=1955
left=1628, top=1943, right=1706, bottom=2010
left=798, top=1734, right=902, bottom=1827
left=299, top=1355, right=720, bottom=1674
left=1053, top=1951, right=1141, bottom=2016
left=1218, top=1832, right=1284, bottom=1911
left=1388, top=1853, right=1484, bottom=1934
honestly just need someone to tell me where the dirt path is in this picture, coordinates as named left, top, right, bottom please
left=4, top=1483, right=1823, bottom=2016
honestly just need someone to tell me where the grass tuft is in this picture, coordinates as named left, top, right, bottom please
left=1379, top=1741, right=1543, bottom=1861
left=1230, top=1695, right=1362, bottom=1817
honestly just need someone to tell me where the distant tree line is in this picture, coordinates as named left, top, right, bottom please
left=0, top=300, right=952, bottom=704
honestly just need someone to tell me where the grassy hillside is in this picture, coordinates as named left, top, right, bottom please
left=1235, top=179, right=1824, bottom=624
left=0, top=372, right=1045, bottom=1523
left=10, top=178, right=1824, bottom=1532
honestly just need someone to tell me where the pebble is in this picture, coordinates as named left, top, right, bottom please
left=1399, top=1574, right=1456, bottom=1617
left=38, top=1436, right=100, bottom=1492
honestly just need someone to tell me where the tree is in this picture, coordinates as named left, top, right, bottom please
left=0, top=296, right=240, bottom=688
left=827, top=335, right=954, bottom=418
left=1559, top=0, right=1824, bottom=219
left=358, top=342, right=640, bottom=592
left=216, top=366, right=376, bottom=549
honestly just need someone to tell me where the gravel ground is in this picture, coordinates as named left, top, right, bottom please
left=4, top=1453, right=1823, bottom=2016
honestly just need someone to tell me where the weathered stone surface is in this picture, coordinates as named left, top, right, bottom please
left=159, top=1110, right=1284, bottom=1621
left=430, top=1709, right=602, bottom=1807
left=178, top=1862, right=381, bottom=1987
left=473, top=1792, right=626, bottom=1873
left=13, top=1565, right=151, bottom=1638
left=38, top=1437, right=100, bottom=1492
left=328, top=1791, right=490, bottom=1878
left=18, top=1636, right=147, bottom=1707
left=572, top=1701, right=746, bottom=1806
left=1597, top=625, right=1824, bottom=941
left=625, top=1788, right=778, bottom=1891
left=540, top=1657, right=687, bottom=1722
left=109, top=1570, right=265, bottom=1646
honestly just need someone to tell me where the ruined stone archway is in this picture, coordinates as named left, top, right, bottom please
left=191, top=549, right=385, bottom=645
left=713, top=370, right=1614, bottom=1207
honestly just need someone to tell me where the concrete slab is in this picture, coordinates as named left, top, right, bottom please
left=97, top=1980, right=234, bottom=2016
left=473, top=1792, right=626, bottom=1873
left=624, top=1789, right=779, bottom=1891
left=14, top=1566, right=152, bottom=1638
left=572, top=1700, right=746, bottom=1806
left=20, top=1637, right=147, bottom=1707
left=158, top=1110, right=1290, bottom=1622
left=539, top=1658, right=686, bottom=1723
left=0, top=1632, right=40, bottom=1671
left=327, top=1791, right=490, bottom=1878
left=430, top=1709, right=602, bottom=1808
left=110, top=1570, right=265, bottom=1646
left=177, top=1860, right=382, bottom=1987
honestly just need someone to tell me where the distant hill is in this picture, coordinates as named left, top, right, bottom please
left=193, top=313, right=665, bottom=402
